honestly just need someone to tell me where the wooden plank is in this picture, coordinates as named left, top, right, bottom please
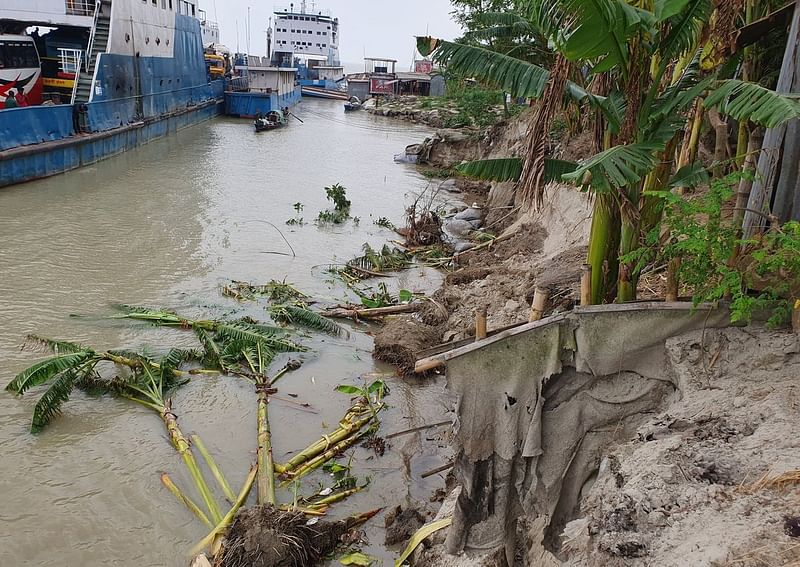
left=744, top=4, right=800, bottom=235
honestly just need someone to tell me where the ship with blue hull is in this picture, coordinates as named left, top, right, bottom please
left=224, top=55, right=301, bottom=119
left=268, top=2, right=346, bottom=100
left=0, top=0, right=225, bottom=187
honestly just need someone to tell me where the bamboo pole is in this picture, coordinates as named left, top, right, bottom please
left=529, top=287, right=549, bottom=322
left=580, top=264, right=592, bottom=306
left=666, top=258, right=681, bottom=302
left=475, top=305, right=487, bottom=341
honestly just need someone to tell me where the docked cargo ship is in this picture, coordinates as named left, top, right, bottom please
left=0, top=0, right=225, bottom=187
left=268, top=2, right=347, bottom=100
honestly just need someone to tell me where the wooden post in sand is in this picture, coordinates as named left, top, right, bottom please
left=580, top=264, right=592, bottom=306
left=793, top=299, right=800, bottom=333
left=475, top=305, right=488, bottom=341
left=529, top=287, right=549, bottom=322
left=666, top=258, right=681, bottom=302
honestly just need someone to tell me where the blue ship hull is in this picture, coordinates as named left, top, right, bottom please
left=1, top=95, right=223, bottom=187
left=224, top=87, right=301, bottom=118
left=0, top=14, right=224, bottom=188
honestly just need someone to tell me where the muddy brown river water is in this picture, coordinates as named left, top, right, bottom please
left=0, top=99, right=454, bottom=566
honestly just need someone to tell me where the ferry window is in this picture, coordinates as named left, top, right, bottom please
left=192, top=5, right=195, bottom=16
left=169, top=0, right=173, bottom=9
left=0, top=41, right=39, bottom=69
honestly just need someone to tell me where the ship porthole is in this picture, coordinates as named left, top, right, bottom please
left=125, top=33, right=131, bottom=43
left=145, top=37, right=150, bottom=44
left=156, top=37, right=161, bottom=45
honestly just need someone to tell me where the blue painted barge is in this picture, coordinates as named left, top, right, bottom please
left=224, top=60, right=301, bottom=118
left=0, top=0, right=225, bottom=187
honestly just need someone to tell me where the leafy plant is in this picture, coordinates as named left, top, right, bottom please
left=345, top=243, right=411, bottom=277
left=317, top=183, right=353, bottom=225
left=628, top=173, right=800, bottom=326
left=326, top=183, right=351, bottom=211
left=373, top=216, right=396, bottom=230
left=286, top=202, right=305, bottom=226
left=268, top=302, right=345, bottom=336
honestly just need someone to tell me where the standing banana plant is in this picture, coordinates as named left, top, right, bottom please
left=419, top=0, right=800, bottom=303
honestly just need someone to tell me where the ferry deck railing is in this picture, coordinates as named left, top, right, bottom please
left=58, top=48, right=84, bottom=104
left=84, top=0, right=102, bottom=71
left=225, top=77, right=250, bottom=92
left=65, top=0, right=97, bottom=16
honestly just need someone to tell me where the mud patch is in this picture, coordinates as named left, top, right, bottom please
left=373, top=318, right=444, bottom=375
left=384, top=504, right=430, bottom=546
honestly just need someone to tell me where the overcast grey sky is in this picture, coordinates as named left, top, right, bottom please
left=198, top=0, right=463, bottom=71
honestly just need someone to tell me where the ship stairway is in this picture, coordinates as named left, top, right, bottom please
left=73, top=1, right=111, bottom=104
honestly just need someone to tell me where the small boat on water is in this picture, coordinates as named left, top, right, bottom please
left=344, top=96, right=363, bottom=112
left=254, top=110, right=287, bottom=132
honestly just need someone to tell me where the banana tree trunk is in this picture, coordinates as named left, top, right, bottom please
left=161, top=401, right=224, bottom=524
left=516, top=54, right=571, bottom=211
left=587, top=192, right=621, bottom=304
left=256, top=383, right=276, bottom=505
left=616, top=204, right=639, bottom=303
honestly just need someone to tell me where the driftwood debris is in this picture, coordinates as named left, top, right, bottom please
left=324, top=303, right=422, bottom=320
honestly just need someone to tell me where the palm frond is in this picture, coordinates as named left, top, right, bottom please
left=214, top=321, right=306, bottom=354
left=6, top=351, right=97, bottom=395
left=706, top=80, right=800, bottom=128
left=558, top=0, right=640, bottom=72
left=562, top=142, right=662, bottom=190
left=112, top=305, right=183, bottom=325
left=669, top=162, right=709, bottom=189
left=194, top=328, right=221, bottom=368
left=347, top=244, right=410, bottom=273
left=456, top=157, right=579, bottom=183
left=658, top=0, right=713, bottom=61
left=457, top=158, right=523, bottom=182
left=416, top=37, right=550, bottom=99
left=23, top=335, right=87, bottom=355
left=30, top=370, right=80, bottom=433
left=269, top=304, right=344, bottom=336
left=462, top=11, right=537, bottom=43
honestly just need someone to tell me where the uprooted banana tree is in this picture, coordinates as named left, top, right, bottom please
left=419, top=0, right=800, bottom=304
left=6, top=337, right=232, bottom=526
left=7, top=303, right=383, bottom=564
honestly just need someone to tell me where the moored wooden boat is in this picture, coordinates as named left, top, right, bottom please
left=254, top=110, right=287, bottom=132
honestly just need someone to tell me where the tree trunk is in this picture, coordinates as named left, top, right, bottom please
left=256, top=385, right=276, bottom=505
left=587, top=193, right=621, bottom=304
left=516, top=55, right=571, bottom=211
left=162, top=402, right=223, bottom=524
